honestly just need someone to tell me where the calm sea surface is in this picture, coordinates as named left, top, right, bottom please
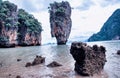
left=0, top=40, right=120, bottom=78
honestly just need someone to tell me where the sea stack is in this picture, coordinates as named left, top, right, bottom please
left=70, top=42, right=106, bottom=76
left=49, top=1, right=72, bottom=45
left=0, top=1, right=42, bottom=47
left=0, top=1, right=18, bottom=48
left=17, top=9, right=42, bottom=46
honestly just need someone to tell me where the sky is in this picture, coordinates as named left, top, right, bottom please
left=3, top=0, right=120, bottom=44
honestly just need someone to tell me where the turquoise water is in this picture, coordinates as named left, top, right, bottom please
left=0, top=40, right=120, bottom=78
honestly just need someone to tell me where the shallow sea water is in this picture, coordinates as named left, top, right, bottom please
left=0, top=40, right=120, bottom=78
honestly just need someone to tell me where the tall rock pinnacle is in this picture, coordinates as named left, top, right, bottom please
left=49, top=1, right=72, bottom=45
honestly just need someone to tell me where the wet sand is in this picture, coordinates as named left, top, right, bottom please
left=0, top=40, right=120, bottom=78
left=0, top=61, right=108, bottom=78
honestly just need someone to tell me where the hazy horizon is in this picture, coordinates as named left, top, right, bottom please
left=3, top=0, right=120, bottom=44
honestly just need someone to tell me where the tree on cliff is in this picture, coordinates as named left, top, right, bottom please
left=0, top=1, right=18, bottom=27
left=88, top=9, right=120, bottom=42
left=18, top=9, right=42, bottom=33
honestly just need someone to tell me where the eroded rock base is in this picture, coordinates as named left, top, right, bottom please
left=25, top=55, right=45, bottom=67
left=70, top=42, right=106, bottom=76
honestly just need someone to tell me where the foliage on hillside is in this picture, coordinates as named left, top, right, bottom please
left=0, top=1, right=17, bottom=27
left=18, top=9, right=42, bottom=33
left=88, top=9, right=120, bottom=41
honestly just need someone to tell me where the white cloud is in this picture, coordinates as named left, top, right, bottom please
left=92, top=0, right=120, bottom=7
left=69, top=0, right=82, bottom=8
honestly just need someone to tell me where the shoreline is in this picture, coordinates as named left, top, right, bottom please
left=0, top=61, right=108, bottom=78
left=0, top=40, right=120, bottom=78
left=0, top=40, right=120, bottom=49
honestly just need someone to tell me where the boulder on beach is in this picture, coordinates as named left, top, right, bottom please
left=17, top=59, right=22, bottom=62
left=70, top=42, right=106, bottom=76
left=25, top=62, right=32, bottom=67
left=25, top=55, right=45, bottom=67
left=32, top=55, right=45, bottom=66
left=0, top=62, right=2, bottom=67
left=16, top=75, right=21, bottom=78
left=49, top=1, right=72, bottom=45
left=47, top=61, right=62, bottom=67
left=117, top=50, right=120, bottom=55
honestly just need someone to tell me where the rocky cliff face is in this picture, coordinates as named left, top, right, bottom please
left=0, top=1, right=42, bottom=47
left=88, top=9, right=120, bottom=41
left=70, top=42, right=106, bottom=76
left=49, top=1, right=72, bottom=45
left=18, top=9, right=42, bottom=46
left=0, top=1, right=18, bottom=47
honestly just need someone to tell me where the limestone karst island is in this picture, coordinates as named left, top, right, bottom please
left=0, top=0, right=120, bottom=78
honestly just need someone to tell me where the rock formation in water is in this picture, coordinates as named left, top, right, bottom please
left=25, top=62, right=32, bottom=67
left=16, top=75, right=21, bottom=78
left=88, top=9, right=120, bottom=41
left=0, top=1, right=18, bottom=47
left=0, top=1, right=42, bottom=47
left=25, top=55, right=45, bottom=67
left=18, top=9, right=42, bottom=46
left=32, top=55, right=45, bottom=66
left=17, top=59, right=21, bottom=62
left=70, top=42, right=106, bottom=76
left=49, top=1, right=72, bottom=45
left=117, top=50, right=120, bottom=55
left=47, top=61, right=62, bottom=67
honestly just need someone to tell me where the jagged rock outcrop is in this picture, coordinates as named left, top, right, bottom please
left=0, top=1, right=18, bottom=47
left=0, top=1, right=42, bottom=47
left=70, top=42, right=106, bottom=76
left=16, top=75, right=21, bottom=78
left=18, top=9, right=42, bottom=46
left=88, top=9, right=120, bottom=41
left=32, top=55, right=45, bottom=66
left=117, top=50, right=120, bottom=55
left=47, top=61, right=62, bottom=67
left=25, top=55, right=45, bottom=67
left=49, top=1, right=72, bottom=45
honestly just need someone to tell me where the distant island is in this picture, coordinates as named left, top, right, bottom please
left=88, top=9, right=120, bottom=42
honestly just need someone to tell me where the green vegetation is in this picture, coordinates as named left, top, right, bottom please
left=0, top=1, right=42, bottom=46
left=0, top=36, right=9, bottom=43
left=0, top=1, right=17, bottom=27
left=18, top=9, right=42, bottom=33
left=49, top=2, right=65, bottom=17
left=0, top=1, right=42, bottom=32
left=55, top=7, right=65, bottom=16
